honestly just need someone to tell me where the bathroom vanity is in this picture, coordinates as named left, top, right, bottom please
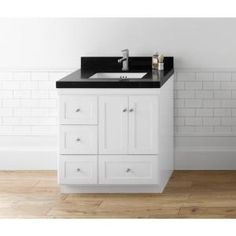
left=56, top=56, right=174, bottom=193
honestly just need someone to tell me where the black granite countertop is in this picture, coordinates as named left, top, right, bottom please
left=56, top=57, right=174, bottom=88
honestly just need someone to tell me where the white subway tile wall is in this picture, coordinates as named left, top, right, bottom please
left=1, top=70, right=236, bottom=137
left=0, top=70, right=71, bottom=135
left=175, top=71, right=236, bottom=136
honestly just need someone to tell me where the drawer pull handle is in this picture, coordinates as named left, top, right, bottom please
left=123, top=108, right=127, bottom=112
left=76, top=138, right=81, bottom=142
left=126, top=168, right=131, bottom=173
left=129, top=108, right=134, bottom=112
left=77, top=168, right=81, bottom=172
left=76, top=108, right=80, bottom=112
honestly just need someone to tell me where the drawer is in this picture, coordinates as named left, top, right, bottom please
left=60, top=126, right=97, bottom=154
left=99, top=155, right=158, bottom=185
left=60, top=95, right=97, bottom=124
left=59, top=156, right=97, bottom=184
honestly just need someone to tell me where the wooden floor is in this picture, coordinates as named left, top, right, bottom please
left=1, top=170, right=236, bottom=218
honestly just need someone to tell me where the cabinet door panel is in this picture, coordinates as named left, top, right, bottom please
left=99, top=155, right=158, bottom=185
left=60, top=126, right=97, bottom=154
left=59, top=155, right=97, bottom=184
left=129, top=95, right=158, bottom=154
left=60, top=95, right=97, bottom=124
left=99, top=96, right=128, bottom=154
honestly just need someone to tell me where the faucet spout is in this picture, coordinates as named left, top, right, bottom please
left=118, top=57, right=126, bottom=63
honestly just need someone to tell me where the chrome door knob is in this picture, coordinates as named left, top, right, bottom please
left=129, top=108, right=134, bottom=112
left=76, top=138, right=80, bottom=142
left=123, top=108, right=127, bottom=112
left=76, top=108, right=80, bottom=112
left=126, top=168, right=131, bottom=173
left=77, top=168, right=81, bottom=172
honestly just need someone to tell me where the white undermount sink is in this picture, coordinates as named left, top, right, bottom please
left=89, top=72, right=147, bottom=79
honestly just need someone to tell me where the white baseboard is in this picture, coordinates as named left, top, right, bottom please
left=175, top=147, right=236, bottom=170
left=4, top=146, right=236, bottom=170
left=0, top=135, right=57, bottom=170
left=1, top=135, right=236, bottom=170
left=0, top=148, right=57, bottom=170
left=175, top=136, right=236, bottom=170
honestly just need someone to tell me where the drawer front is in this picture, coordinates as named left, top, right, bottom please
left=60, top=95, right=97, bottom=124
left=60, top=126, right=97, bottom=154
left=59, top=156, right=97, bottom=184
left=99, top=156, right=158, bottom=185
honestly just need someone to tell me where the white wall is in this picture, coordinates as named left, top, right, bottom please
left=1, top=18, right=236, bottom=169
left=1, top=18, right=236, bottom=69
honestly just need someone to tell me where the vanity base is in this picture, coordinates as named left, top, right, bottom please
left=60, top=170, right=173, bottom=194
left=61, top=185, right=163, bottom=194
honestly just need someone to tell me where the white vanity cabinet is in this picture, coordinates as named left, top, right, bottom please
left=57, top=75, right=174, bottom=193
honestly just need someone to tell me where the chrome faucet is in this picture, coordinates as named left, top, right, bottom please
left=118, top=49, right=129, bottom=71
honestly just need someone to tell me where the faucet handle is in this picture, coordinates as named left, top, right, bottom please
left=121, top=49, right=129, bottom=56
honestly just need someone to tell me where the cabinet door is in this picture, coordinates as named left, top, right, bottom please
left=99, top=96, right=128, bottom=154
left=129, top=95, right=158, bottom=154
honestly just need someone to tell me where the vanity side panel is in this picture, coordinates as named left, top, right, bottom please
left=159, top=75, right=174, bottom=191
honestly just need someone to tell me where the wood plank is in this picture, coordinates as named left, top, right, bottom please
left=179, top=207, right=236, bottom=218
left=0, top=170, right=236, bottom=218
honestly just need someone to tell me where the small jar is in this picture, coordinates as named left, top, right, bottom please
left=152, top=53, right=159, bottom=70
